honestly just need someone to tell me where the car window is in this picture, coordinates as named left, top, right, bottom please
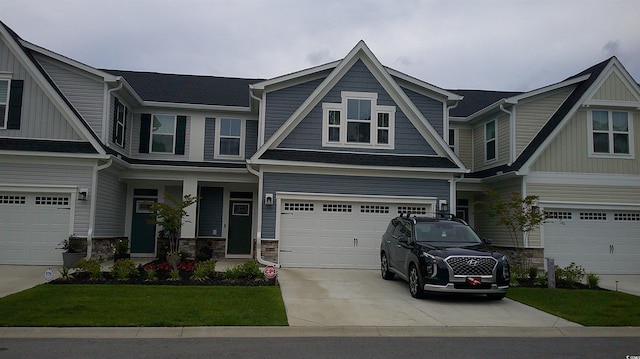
left=415, top=222, right=482, bottom=244
left=392, top=221, right=412, bottom=240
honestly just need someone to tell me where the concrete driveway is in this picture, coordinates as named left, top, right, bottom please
left=277, top=268, right=580, bottom=327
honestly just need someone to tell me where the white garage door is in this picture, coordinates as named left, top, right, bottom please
left=544, top=209, right=640, bottom=274
left=0, top=193, right=71, bottom=265
left=278, top=196, right=435, bottom=269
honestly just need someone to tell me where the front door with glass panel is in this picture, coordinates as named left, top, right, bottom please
left=227, top=200, right=252, bottom=256
left=131, top=190, right=157, bottom=254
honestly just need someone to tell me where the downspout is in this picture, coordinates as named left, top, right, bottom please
left=85, top=159, right=113, bottom=259
left=246, top=162, right=280, bottom=267
left=102, top=78, right=123, bottom=144
left=249, top=89, right=265, bottom=147
left=499, top=103, right=514, bottom=165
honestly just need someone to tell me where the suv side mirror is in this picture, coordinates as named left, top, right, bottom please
left=483, top=237, right=493, bottom=245
left=399, top=234, right=409, bottom=243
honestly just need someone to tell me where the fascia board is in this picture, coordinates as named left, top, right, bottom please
left=20, top=40, right=119, bottom=82
left=0, top=25, right=106, bottom=155
left=124, top=162, right=249, bottom=173
left=507, top=75, right=590, bottom=104
left=0, top=150, right=109, bottom=160
left=140, top=101, right=252, bottom=112
left=249, top=158, right=468, bottom=174
left=386, top=67, right=463, bottom=101
left=250, top=61, right=340, bottom=90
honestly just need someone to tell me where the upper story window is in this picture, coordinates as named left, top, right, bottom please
left=322, top=91, right=395, bottom=149
left=151, top=114, right=176, bottom=153
left=485, top=119, right=496, bottom=162
left=113, top=98, right=128, bottom=148
left=0, top=78, right=9, bottom=128
left=215, top=118, right=245, bottom=159
left=589, top=110, right=632, bottom=157
left=449, top=128, right=457, bottom=154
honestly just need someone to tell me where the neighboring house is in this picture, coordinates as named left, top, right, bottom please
left=0, top=22, right=638, bottom=274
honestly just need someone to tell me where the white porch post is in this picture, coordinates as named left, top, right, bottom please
left=182, top=176, right=198, bottom=238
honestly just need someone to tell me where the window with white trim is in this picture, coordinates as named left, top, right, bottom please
left=0, top=78, right=9, bottom=128
left=449, top=128, right=457, bottom=153
left=113, top=99, right=127, bottom=148
left=151, top=114, right=176, bottom=153
left=589, top=110, right=632, bottom=156
left=322, top=91, right=395, bottom=149
left=215, top=118, right=245, bottom=159
left=485, top=119, right=496, bottom=162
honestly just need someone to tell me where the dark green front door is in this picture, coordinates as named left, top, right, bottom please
left=227, top=200, right=252, bottom=255
left=131, top=198, right=156, bottom=253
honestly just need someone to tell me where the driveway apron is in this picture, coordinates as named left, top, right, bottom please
left=277, top=268, right=580, bottom=327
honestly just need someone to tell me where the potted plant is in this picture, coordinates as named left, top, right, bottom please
left=113, top=238, right=131, bottom=261
left=59, top=237, right=84, bottom=268
left=148, top=193, right=198, bottom=270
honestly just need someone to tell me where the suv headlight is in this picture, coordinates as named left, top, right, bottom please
left=421, top=252, right=439, bottom=278
left=500, top=256, right=510, bottom=280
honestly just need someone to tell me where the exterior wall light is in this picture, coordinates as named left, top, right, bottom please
left=265, top=193, right=274, bottom=206
left=78, top=188, right=88, bottom=201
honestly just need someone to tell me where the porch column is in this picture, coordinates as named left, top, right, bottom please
left=182, top=176, right=198, bottom=238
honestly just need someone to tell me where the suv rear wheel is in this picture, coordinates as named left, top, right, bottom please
left=381, top=253, right=395, bottom=280
left=408, top=264, right=425, bottom=299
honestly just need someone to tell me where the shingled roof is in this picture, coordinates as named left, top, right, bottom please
left=448, top=89, right=523, bottom=118
left=103, top=69, right=263, bottom=107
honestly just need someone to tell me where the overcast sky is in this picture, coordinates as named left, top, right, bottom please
left=3, top=0, right=639, bottom=91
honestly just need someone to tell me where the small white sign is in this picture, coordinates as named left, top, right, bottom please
left=44, top=268, right=54, bottom=282
left=264, top=265, right=277, bottom=279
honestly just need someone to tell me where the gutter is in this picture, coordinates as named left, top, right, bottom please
left=85, top=159, right=113, bottom=260
left=245, top=161, right=280, bottom=268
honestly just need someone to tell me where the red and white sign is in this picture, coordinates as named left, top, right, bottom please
left=466, top=277, right=482, bottom=286
left=264, top=265, right=277, bottom=279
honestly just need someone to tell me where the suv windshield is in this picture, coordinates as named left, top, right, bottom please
left=414, top=221, right=483, bottom=245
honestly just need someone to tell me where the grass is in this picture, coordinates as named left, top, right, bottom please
left=507, top=287, right=640, bottom=326
left=0, top=284, right=288, bottom=327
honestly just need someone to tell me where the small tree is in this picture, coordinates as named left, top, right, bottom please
left=477, top=189, right=547, bottom=271
left=147, top=193, right=198, bottom=266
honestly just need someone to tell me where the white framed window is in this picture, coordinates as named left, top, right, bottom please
left=485, top=119, right=496, bottom=162
left=114, top=99, right=127, bottom=147
left=214, top=118, right=245, bottom=159
left=322, top=91, right=395, bottom=149
left=449, top=128, right=458, bottom=153
left=150, top=114, right=176, bottom=153
left=588, top=110, right=633, bottom=157
left=0, top=78, right=9, bottom=129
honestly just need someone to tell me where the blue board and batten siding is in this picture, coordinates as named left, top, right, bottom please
left=270, top=60, right=441, bottom=155
left=198, top=187, right=224, bottom=237
left=260, top=172, right=450, bottom=239
left=95, top=167, right=127, bottom=237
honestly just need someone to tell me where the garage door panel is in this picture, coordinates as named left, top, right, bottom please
left=545, top=209, right=640, bottom=274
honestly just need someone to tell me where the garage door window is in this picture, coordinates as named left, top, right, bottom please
left=546, top=211, right=572, bottom=220
left=35, top=196, right=69, bottom=206
left=580, top=212, right=606, bottom=220
left=398, top=206, right=428, bottom=215
left=323, top=204, right=352, bottom=212
left=284, top=202, right=314, bottom=212
left=614, top=213, right=640, bottom=221
left=360, top=205, right=389, bottom=214
left=1, top=195, right=26, bottom=204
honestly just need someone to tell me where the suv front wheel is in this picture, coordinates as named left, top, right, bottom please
left=409, top=264, right=425, bottom=299
left=381, top=253, right=395, bottom=280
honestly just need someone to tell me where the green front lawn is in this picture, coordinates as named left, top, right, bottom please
left=0, top=284, right=288, bottom=327
left=507, top=287, right=640, bottom=326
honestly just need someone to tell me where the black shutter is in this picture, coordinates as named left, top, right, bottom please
left=139, top=113, right=151, bottom=153
left=112, top=97, right=120, bottom=143
left=7, top=80, right=24, bottom=130
left=175, top=115, right=186, bottom=155
left=123, top=107, right=128, bottom=147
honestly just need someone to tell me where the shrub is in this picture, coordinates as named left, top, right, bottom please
left=555, top=262, right=586, bottom=288
left=191, top=260, right=216, bottom=281
left=111, top=259, right=138, bottom=281
left=74, top=258, right=102, bottom=280
left=535, top=270, right=548, bottom=287
left=59, top=266, right=71, bottom=280
left=144, top=268, right=157, bottom=281
left=528, top=266, right=538, bottom=280
left=169, top=268, right=180, bottom=281
left=223, top=260, right=265, bottom=280
left=586, top=272, right=600, bottom=289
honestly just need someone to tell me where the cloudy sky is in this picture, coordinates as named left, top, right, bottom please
left=3, top=0, right=639, bottom=91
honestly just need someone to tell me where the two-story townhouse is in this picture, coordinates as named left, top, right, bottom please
left=450, top=57, right=640, bottom=275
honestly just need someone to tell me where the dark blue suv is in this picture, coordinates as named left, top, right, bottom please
left=380, top=214, right=510, bottom=299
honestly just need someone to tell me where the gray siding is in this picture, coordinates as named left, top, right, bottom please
left=203, top=117, right=216, bottom=161
left=245, top=119, right=258, bottom=157
left=278, top=60, right=436, bottom=155
left=261, top=172, right=450, bottom=238
left=403, top=87, right=444, bottom=136
left=264, top=77, right=325, bottom=140
left=0, top=160, right=94, bottom=235
left=593, top=71, right=637, bottom=101
left=35, top=54, right=105, bottom=139
left=95, top=166, right=127, bottom=237
left=198, top=186, right=224, bottom=237
left=473, top=178, right=523, bottom=247
left=0, top=38, right=81, bottom=140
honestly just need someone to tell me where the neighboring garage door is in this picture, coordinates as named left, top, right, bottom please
left=278, top=196, right=435, bottom=269
left=0, top=193, right=71, bottom=265
left=544, top=209, right=640, bottom=274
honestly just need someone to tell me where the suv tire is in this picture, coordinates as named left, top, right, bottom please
left=381, top=253, right=395, bottom=280
left=409, top=264, right=425, bottom=299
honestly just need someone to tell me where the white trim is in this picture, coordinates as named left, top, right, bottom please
left=484, top=119, right=497, bottom=163
left=149, top=114, right=177, bottom=154
left=525, top=171, right=640, bottom=186
left=0, top=76, right=10, bottom=129
left=250, top=61, right=340, bottom=90
left=540, top=200, right=640, bottom=211
left=586, top=109, right=634, bottom=159
left=214, top=117, right=245, bottom=160
left=250, top=158, right=467, bottom=174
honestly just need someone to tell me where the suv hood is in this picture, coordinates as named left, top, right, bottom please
left=418, top=243, right=500, bottom=258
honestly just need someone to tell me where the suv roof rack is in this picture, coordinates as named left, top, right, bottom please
left=397, top=211, right=469, bottom=225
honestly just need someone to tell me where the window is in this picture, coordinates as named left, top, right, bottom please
left=485, top=120, right=496, bottom=162
left=590, top=110, right=632, bottom=156
left=215, top=118, right=244, bottom=159
left=151, top=114, right=176, bottom=153
left=322, top=91, right=395, bottom=148
left=0, top=78, right=8, bottom=128
left=449, top=128, right=457, bottom=153
left=113, top=98, right=127, bottom=147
